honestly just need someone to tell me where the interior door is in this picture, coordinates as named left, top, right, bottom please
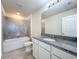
left=62, top=14, right=77, bottom=37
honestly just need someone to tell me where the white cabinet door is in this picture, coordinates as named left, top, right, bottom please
left=62, top=14, right=77, bottom=37
left=39, top=46, right=50, bottom=59
left=32, top=39, right=39, bottom=59
left=52, top=46, right=76, bottom=59
left=33, top=43, right=39, bottom=59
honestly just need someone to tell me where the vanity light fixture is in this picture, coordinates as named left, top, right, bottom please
left=48, top=0, right=61, bottom=8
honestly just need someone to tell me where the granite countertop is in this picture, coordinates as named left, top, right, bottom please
left=33, top=36, right=77, bottom=56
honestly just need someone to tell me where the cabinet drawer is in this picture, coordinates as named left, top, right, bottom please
left=52, top=54, right=61, bottom=59
left=39, top=46, right=50, bottom=59
left=39, top=41, right=50, bottom=51
left=52, top=46, right=76, bottom=59
left=32, top=38, right=39, bottom=44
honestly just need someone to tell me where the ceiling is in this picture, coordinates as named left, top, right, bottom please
left=2, top=0, right=49, bottom=17
left=42, top=0, right=77, bottom=19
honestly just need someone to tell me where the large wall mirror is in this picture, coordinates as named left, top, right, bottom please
left=41, top=0, right=77, bottom=37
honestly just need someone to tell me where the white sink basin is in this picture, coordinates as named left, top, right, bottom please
left=43, top=38, right=55, bottom=42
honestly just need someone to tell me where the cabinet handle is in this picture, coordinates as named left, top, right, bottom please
left=53, top=54, right=62, bottom=59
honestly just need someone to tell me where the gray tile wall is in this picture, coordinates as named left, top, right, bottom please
left=2, top=16, right=30, bottom=40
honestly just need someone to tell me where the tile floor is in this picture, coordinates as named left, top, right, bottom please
left=2, top=48, right=35, bottom=59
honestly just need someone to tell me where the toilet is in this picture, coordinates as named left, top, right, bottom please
left=24, top=41, right=32, bottom=52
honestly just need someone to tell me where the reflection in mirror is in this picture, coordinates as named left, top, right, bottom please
left=41, top=0, right=77, bottom=37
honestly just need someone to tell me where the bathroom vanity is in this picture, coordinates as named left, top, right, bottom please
left=33, top=2, right=77, bottom=59
left=32, top=36, right=77, bottom=59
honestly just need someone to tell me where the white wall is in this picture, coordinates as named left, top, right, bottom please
left=30, top=1, right=63, bottom=37
left=44, top=8, right=77, bottom=35
left=31, top=11, right=41, bottom=36
left=1, top=4, right=6, bottom=16
left=31, top=3, right=49, bottom=37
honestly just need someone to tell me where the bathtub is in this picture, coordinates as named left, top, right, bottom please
left=3, top=37, right=30, bottom=53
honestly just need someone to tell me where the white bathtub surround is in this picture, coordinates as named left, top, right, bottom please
left=3, top=37, right=30, bottom=53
